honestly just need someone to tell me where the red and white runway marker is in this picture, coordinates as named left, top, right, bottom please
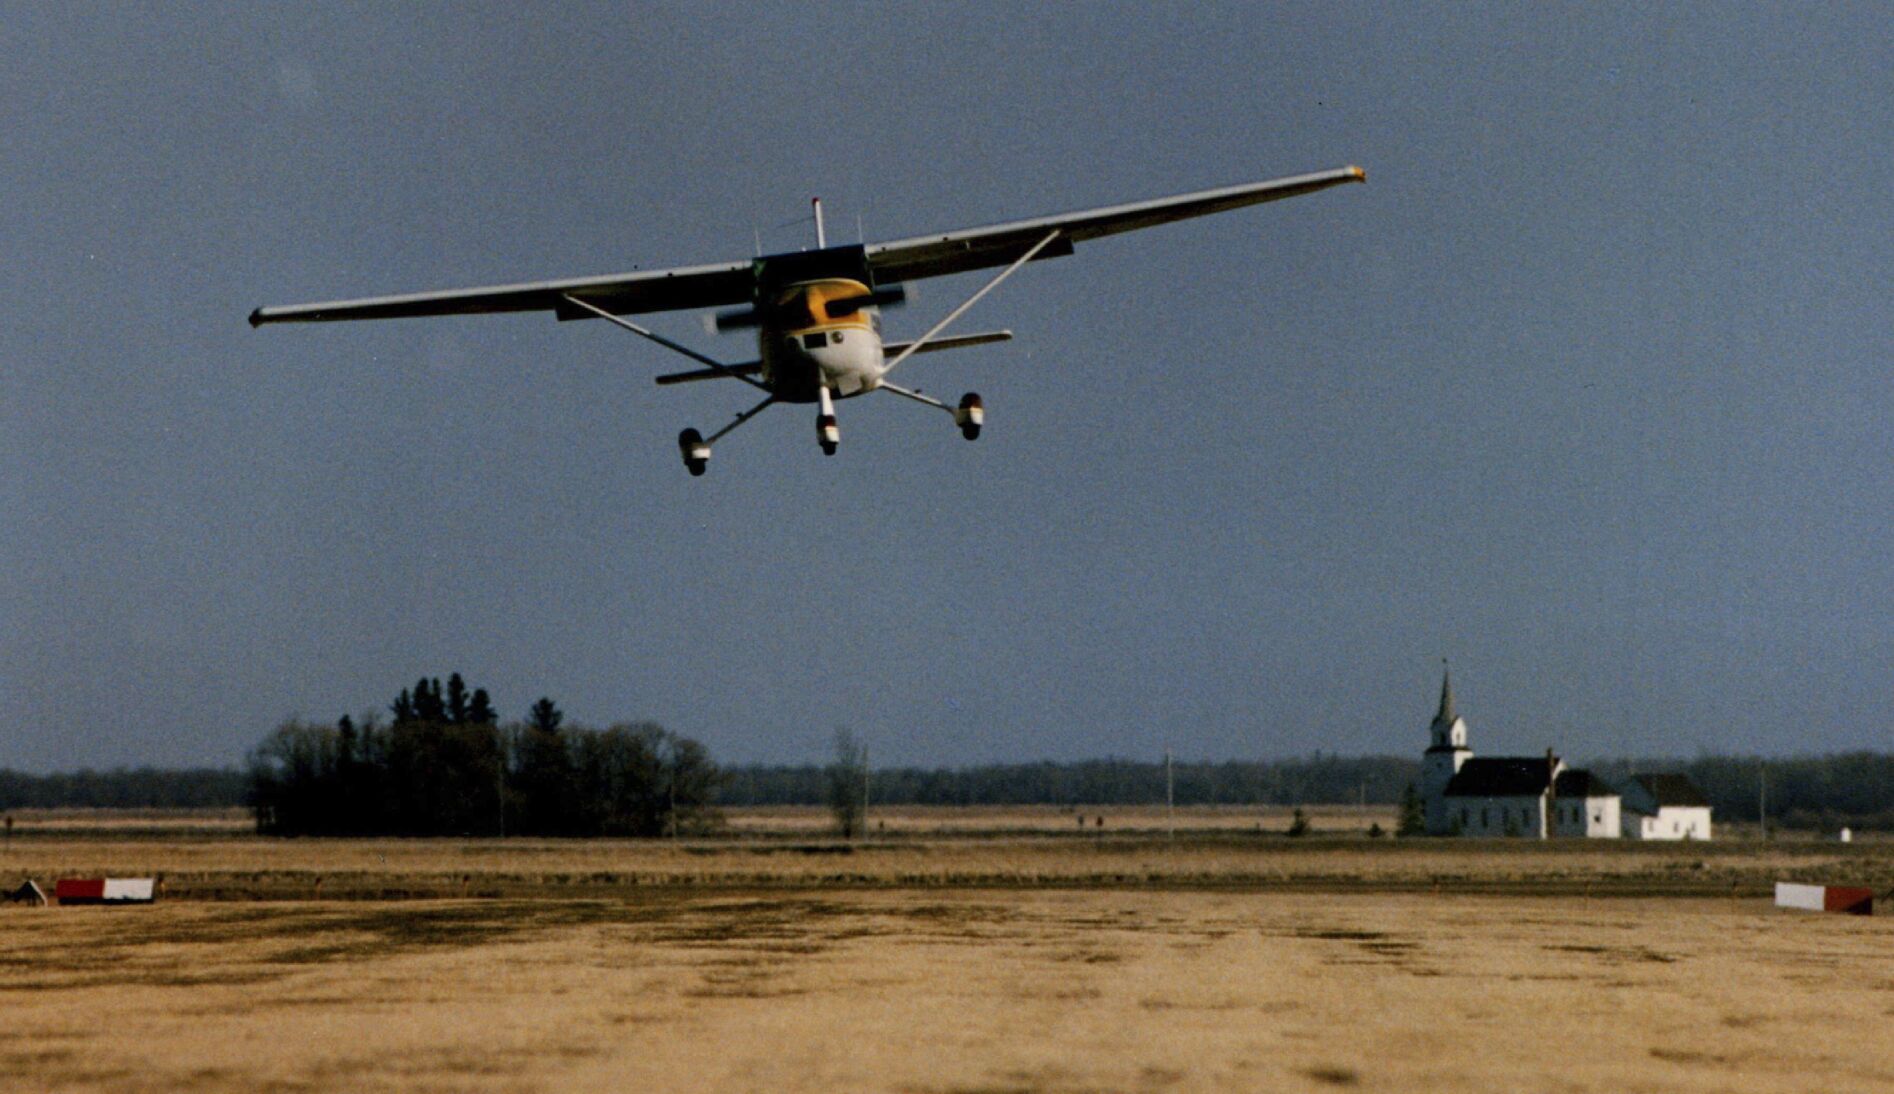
left=53, top=878, right=156, bottom=906
left=1775, top=881, right=1873, bottom=916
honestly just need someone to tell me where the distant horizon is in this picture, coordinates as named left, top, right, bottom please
left=0, top=744, right=1864, bottom=779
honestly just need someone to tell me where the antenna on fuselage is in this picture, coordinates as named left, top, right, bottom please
left=812, top=197, right=826, bottom=249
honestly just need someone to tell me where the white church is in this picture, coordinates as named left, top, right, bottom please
left=1419, top=669, right=1712, bottom=840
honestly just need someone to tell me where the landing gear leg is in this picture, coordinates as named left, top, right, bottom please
left=879, top=381, right=987, bottom=442
left=817, top=383, right=839, bottom=456
left=679, top=394, right=776, bottom=478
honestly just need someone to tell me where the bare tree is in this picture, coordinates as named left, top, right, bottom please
left=827, top=729, right=869, bottom=839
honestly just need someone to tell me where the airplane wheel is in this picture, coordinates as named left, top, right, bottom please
left=955, top=392, right=984, bottom=441
left=820, top=441, right=838, bottom=456
left=678, top=428, right=710, bottom=476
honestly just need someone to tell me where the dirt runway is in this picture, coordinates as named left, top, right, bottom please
left=3, top=888, right=1889, bottom=1092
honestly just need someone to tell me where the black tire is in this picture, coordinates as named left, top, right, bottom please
left=960, top=424, right=981, bottom=441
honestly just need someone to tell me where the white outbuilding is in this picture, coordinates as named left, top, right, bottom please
left=1618, top=774, right=1713, bottom=840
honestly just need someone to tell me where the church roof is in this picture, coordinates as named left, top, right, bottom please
left=1628, top=773, right=1710, bottom=808
left=1445, top=760, right=1615, bottom=800
left=1553, top=769, right=1615, bottom=799
left=1443, top=757, right=1555, bottom=798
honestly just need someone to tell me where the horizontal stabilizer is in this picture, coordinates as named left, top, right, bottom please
left=881, top=330, right=1012, bottom=358
left=655, top=361, right=764, bottom=386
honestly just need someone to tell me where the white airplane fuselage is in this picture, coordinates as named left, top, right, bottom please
left=758, top=278, right=885, bottom=404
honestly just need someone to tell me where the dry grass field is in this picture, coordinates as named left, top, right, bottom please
left=3, top=810, right=1892, bottom=1092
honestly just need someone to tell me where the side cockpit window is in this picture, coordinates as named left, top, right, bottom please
left=802, top=332, right=827, bottom=350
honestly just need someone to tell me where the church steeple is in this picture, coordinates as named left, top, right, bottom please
left=1427, top=662, right=1469, bottom=752
left=1434, top=663, right=1456, bottom=727
left=1420, top=661, right=1471, bottom=835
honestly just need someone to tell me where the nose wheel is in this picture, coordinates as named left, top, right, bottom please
left=817, top=384, right=839, bottom=456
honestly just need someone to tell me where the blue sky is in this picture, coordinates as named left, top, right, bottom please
left=3, top=3, right=1890, bottom=770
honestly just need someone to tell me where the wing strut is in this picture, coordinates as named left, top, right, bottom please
left=559, top=293, right=772, bottom=395
left=878, top=230, right=1061, bottom=379
left=878, top=380, right=954, bottom=414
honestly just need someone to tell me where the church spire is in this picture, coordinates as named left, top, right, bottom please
left=1434, top=661, right=1456, bottom=726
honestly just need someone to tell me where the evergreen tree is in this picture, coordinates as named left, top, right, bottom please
left=446, top=673, right=469, bottom=724
left=516, top=709, right=574, bottom=834
left=414, top=678, right=446, bottom=723
left=1397, top=782, right=1426, bottom=836
left=467, top=688, right=496, bottom=725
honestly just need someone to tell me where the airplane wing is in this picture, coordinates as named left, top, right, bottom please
left=865, top=165, right=1364, bottom=285
left=248, top=259, right=753, bottom=327
left=251, top=166, right=1361, bottom=327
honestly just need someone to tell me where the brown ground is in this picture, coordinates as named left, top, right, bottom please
left=1, top=811, right=1889, bottom=1092
left=3, top=891, right=1891, bottom=1092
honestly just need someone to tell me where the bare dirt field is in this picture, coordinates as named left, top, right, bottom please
left=3, top=813, right=1891, bottom=1092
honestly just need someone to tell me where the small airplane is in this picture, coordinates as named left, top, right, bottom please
left=251, top=165, right=1364, bottom=475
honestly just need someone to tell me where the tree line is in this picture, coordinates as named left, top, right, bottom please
left=0, top=767, right=246, bottom=810
left=12, top=741, right=1894, bottom=834
left=714, top=752, right=1894, bottom=833
left=246, top=675, right=719, bottom=837
left=724, top=754, right=1423, bottom=808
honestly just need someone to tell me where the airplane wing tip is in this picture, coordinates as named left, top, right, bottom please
left=1345, top=164, right=1366, bottom=182
left=248, top=307, right=266, bottom=328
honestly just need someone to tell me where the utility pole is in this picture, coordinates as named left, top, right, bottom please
left=495, top=734, right=506, bottom=839
left=1165, top=748, right=1175, bottom=841
left=861, top=741, right=871, bottom=836
left=1758, top=761, right=1768, bottom=842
